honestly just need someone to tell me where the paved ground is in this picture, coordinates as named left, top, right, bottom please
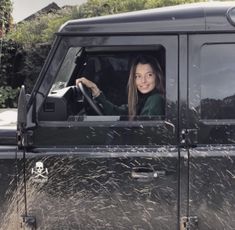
left=0, top=109, right=17, bottom=128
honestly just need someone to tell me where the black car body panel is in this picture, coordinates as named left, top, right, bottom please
left=15, top=149, right=178, bottom=229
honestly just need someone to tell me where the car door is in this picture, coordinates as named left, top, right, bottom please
left=187, top=34, right=235, bottom=229
left=18, top=35, right=180, bottom=230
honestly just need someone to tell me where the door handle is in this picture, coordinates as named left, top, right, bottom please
left=131, top=167, right=166, bottom=179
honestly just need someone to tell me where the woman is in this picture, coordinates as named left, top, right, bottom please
left=76, top=55, right=165, bottom=118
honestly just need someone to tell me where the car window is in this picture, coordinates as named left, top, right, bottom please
left=50, top=47, right=82, bottom=92
left=200, top=44, right=235, bottom=119
left=39, top=47, right=166, bottom=122
left=33, top=35, right=178, bottom=145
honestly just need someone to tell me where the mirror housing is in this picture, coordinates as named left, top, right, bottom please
left=17, top=85, right=28, bottom=148
left=17, top=85, right=27, bottom=131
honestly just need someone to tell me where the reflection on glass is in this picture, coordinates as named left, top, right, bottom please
left=50, top=47, right=82, bottom=92
left=200, top=44, right=235, bottom=119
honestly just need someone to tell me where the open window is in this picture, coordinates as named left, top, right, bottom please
left=39, top=46, right=166, bottom=122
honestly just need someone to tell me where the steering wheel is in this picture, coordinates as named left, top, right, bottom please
left=77, top=82, right=103, bottom=115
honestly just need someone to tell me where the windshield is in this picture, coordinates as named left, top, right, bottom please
left=50, top=47, right=82, bottom=92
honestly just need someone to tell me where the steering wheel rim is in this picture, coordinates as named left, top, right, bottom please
left=78, top=82, right=103, bottom=115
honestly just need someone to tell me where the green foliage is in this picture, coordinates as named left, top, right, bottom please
left=20, top=44, right=51, bottom=93
left=144, top=0, right=206, bottom=8
left=0, top=39, right=22, bottom=108
left=0, top=39, right=18, bottom=85
left=0, top=86, right=19, bottom=108
left=8, top=18, right=48, bottom=45
left=76, top=0, right=139, bottom=18
left=0, top=38, right=49, bottom=108
left=0, top=1, right=16, bottom=108
left=7, top=7, right=76, bottom=46
left=0, top=0, right=12, bottom=24
left=41, top=15, right=72, bottom=42
left=77, top=0, right=206, bottom=18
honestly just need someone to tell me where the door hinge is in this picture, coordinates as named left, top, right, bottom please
left=17, top=130, right=34, bottom=148
left=180, top=216, right=198, bottom=230
left=180, top=129, right=197, bottom=148
left=21, top=214, right=36, bottom=230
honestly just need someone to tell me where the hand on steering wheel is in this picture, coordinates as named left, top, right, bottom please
left=77, top=82, right=103, bottom=115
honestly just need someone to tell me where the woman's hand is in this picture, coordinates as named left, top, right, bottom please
left=76, top=77, right=101, bottom=97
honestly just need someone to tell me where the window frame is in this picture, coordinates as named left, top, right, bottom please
left=188, top=33, right=235, bottom=144
left=31, top=35, right=178, bottom=147
left=189, top=34, right=235, bottom=123
left=200, top=43, right=235, bottom=120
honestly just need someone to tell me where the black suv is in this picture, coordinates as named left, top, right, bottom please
left=1, top=2, right=235, bottom=230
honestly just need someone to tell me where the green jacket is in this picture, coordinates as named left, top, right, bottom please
left=95, top=91, right=164, bottom=116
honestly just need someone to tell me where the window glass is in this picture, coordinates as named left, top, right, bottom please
left=200, top=44, right=235, bottom=119
left=50, top=47, right=82, bottom=92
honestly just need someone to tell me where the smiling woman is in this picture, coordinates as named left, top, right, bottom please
left=127, top=55, right=165, bottom=117
left=76, top=55, right=165, bottom=119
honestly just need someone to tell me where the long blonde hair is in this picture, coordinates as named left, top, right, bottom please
left=128, top=55, right=164, bottom=117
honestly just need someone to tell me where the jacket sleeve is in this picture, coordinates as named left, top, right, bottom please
left=95, top=93, right=128, bottom=115
left=140, top=94, right=164, bottom=116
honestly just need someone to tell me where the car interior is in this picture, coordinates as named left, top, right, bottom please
left=38, top=46, right=165, bottom=122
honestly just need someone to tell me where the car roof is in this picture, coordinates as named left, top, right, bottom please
left=58, top=2, right=235, bottom=35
